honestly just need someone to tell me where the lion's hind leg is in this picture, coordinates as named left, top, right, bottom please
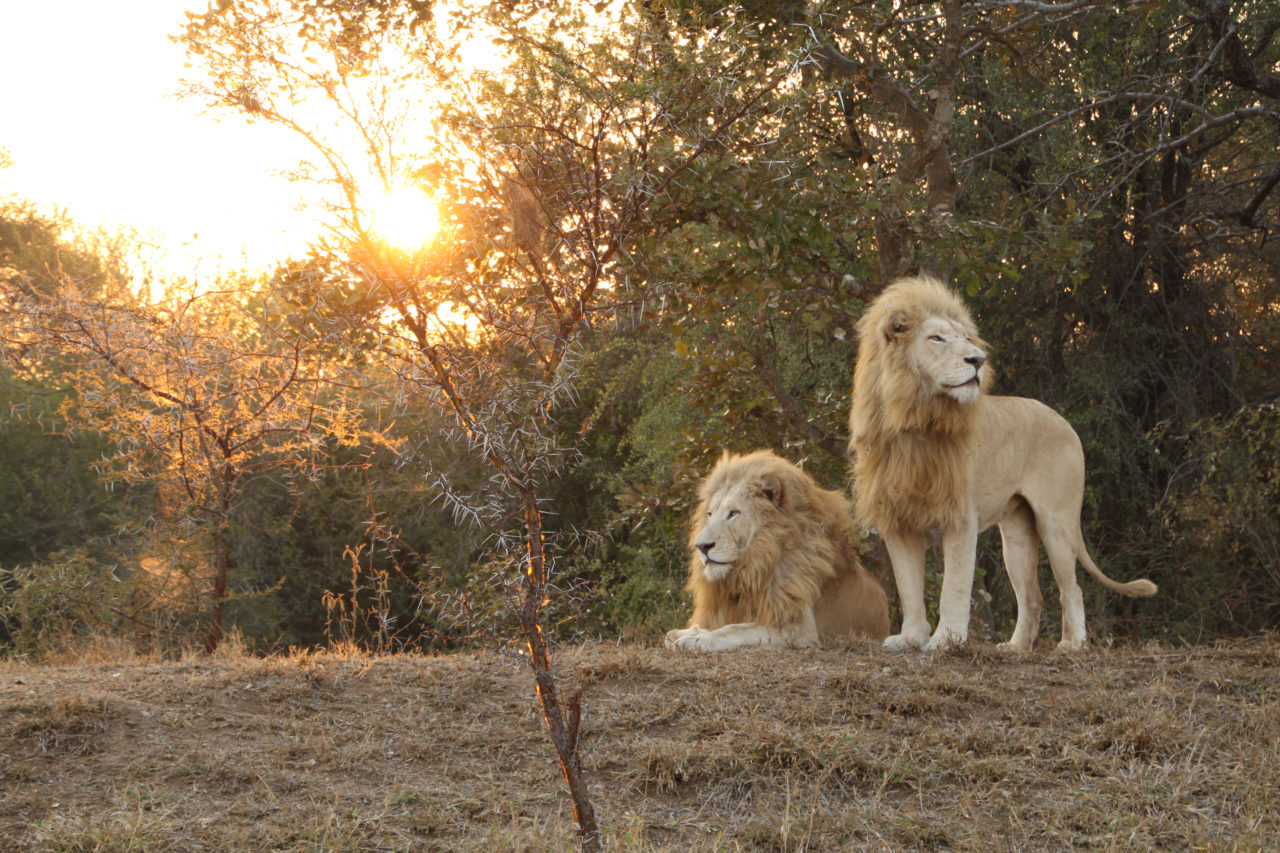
left=1039, top=520, right=1088, bottom=651
left=997, top=501, right=1042, bottom=653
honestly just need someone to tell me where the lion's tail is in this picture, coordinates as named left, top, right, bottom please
left=1076, top=539, right=1158, bottom=597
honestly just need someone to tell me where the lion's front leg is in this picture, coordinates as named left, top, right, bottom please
left=665, top=610, right=819, bottom=652
left=882, top=530, right=931, bottom=650
left=927, top=512, right=980, bottom=652
left=667, top=624, right=781, bottom=651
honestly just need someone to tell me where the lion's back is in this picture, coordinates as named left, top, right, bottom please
left=972, top=396, right=1088, bottom=525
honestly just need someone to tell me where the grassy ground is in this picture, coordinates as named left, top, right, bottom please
left=1, top=635, right=1277, bottom=851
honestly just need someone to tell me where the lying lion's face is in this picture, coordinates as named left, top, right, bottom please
left=911, top=315, right=988, bottom=405
left=693, top=483, right=762, bottom=582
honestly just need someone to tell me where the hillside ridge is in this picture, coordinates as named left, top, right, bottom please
left=2, top=637, right=1277, bottom=850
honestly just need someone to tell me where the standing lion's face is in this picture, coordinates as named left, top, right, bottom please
left=693, top=483, right=763, bottom=582
left=909, top=315, right=988, bottom=404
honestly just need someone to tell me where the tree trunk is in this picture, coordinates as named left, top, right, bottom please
left=203, top=470, right=236, bottom=655
left=519, top=489, right=603, bottom=853
left=814, top=0, right=962, bottom=286
left=204, top=522, right=227, bottom=655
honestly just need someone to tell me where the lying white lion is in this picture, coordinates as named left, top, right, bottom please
left=849, top=276, right=1157, bottom=653
left=665, top=450, right=889, bottom=651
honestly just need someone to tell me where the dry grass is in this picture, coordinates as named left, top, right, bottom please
left=2, top=635, right=1278, bottom=851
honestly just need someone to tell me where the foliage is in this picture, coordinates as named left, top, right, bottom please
left=0, top=533, right=256, bottom=659
left=0, top=548, right=126, bottom=657
left=0, top=373, right=135, bottom=570
left=0, top=268, right=387, bottom=654
left=2, top=0, right=1278, bottom=658
left=1162, top=402, right=1280, bottom=631
left=0, top=199, right=113, bottom=299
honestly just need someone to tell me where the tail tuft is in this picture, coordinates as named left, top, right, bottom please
left=1120, top=578, right=1158, bottom=597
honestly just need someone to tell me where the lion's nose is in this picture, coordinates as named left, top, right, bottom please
left=697, top=541, right=714, bottom=556
left=965, top=354, right=986, bottom=369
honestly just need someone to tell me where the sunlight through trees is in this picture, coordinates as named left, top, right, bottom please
left=2, top=3, right=1279, bottom=849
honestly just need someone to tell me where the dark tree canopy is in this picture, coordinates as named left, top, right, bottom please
left=1, top=0, right=1276, bottom=660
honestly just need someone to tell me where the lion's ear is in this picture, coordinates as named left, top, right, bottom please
left=881, top=309, right=912, bottom=342
left=757, top=473, right=785, bottom=508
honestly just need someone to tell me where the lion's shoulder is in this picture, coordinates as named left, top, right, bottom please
left=973, top=395, right=1083, bottom=463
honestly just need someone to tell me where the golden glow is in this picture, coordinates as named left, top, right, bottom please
left=365, top=186, right=441, bottom=251
left=3, top=2, right=516, bottom=280
left=436, top=300, right=480, bottom=334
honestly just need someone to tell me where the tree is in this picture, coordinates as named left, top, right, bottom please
left=0, top=202, right=134, bottom=571
left=0, top=374, right=130, bottom=570
left=0, top=271, right=377, bottom=653
left=564, top=1, right=1278, bottom=640
left=178, top=1, right=807, bottom=846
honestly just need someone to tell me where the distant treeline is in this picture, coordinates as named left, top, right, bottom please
left=2, top=1, right=1278, bottom=655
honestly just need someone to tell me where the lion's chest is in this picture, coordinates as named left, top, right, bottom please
left=855, top=430, right=974, bottom=534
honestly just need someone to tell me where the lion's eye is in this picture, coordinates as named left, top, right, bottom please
left=928, top=334, right=945, bottom=343
left=726, top=509, right=739, bottom=521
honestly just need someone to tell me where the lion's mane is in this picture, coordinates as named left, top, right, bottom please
left=849, top=276, right=994, bottom=535
left=685, top=450, right=887, bottom=641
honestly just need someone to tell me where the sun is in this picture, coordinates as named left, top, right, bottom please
left=365, top=185, right=441, bottom=251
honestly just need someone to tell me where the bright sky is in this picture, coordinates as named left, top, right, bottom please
left=0, top=1, right=316, bottom=279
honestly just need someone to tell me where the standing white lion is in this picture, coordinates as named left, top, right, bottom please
left=849, top=276, right=1156, bottom=652
left=665, top=450, right=889, bottom=651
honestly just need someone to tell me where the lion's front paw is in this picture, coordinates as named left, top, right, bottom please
left=883, top=633, right=926, bottom=652
left=664, top=626, right=705, bottom=651
left=1055, top=637, right=1088, bottom=653
left=924, top=628, right=967, bottom=652
left=996, top=639, right=1034, bottom=655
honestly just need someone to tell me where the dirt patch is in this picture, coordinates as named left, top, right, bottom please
left=2, top=637, right=1277, bottom=850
